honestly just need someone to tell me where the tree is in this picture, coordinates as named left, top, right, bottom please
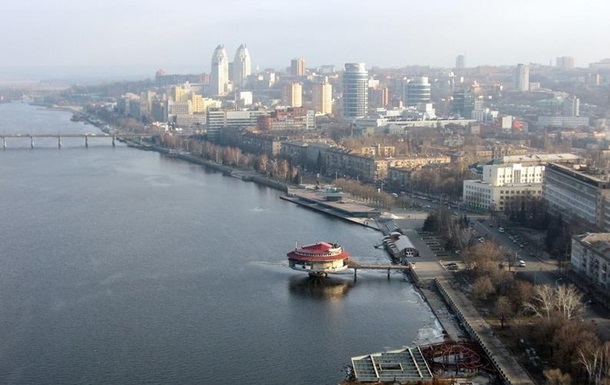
left=524, top=284, right=584, bottom=321
left=422, top=213, right=439, bottom=232
left=464, top=241, right=505, bottom=273
left=543, top=368, right=572, bottom=385
left=579, top=341, right=610, bottom=385
left=552, top=319, right=598, bottom=373
left=473, top=276, right=494, bottom=301
left=257, top=153, right=269, bottom=174
left=494, top=295, right=513, bottom=329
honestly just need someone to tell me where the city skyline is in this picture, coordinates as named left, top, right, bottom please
left=2, top=0, right=610, bottom=81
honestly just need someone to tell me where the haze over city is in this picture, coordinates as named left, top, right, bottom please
left=2, top=0, right=610, bottom=81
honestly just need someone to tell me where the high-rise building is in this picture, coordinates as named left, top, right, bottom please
left=563, top=96, right=580, bottom=117
left=291, top=58, right=305, bottom=77
left=403, top=77, right=431, bottom=107
left=515, top=64, right=529, bottom=92
left=312, top=80, right=333, bottom=115
left=232, top=44, right=251, bottom=88
left=452, top=88, right=475, bottom=118
left=455, top=55, right=465, bottom=69
left=282, top=82, right=303, bottom=107
left=211, top=45, right=229, bottom=96
left=342, top=63, right=368, bottom=119
left=556, top=56, right=575, bottom=69
left=369, top=87, right=389, bottom=109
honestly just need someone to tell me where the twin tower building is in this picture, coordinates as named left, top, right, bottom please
left=211, top=44, right=251, bottom=96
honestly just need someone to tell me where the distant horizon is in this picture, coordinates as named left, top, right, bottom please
left=1, top=57, right=607, bottom=85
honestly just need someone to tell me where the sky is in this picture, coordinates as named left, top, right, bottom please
left=1, top=0, right=609, bottom=80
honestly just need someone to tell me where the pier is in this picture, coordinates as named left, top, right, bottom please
left=346, top=259, right=411, bottom=281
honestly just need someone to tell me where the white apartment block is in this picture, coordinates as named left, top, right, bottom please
left=463, top=163, right=544, bottom=211
left=571, top=233, right=610, bottom=291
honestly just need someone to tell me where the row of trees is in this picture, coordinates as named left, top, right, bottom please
left=333, top=178, right=394, bottom=209
left=158, top=134, right=302, bottom=183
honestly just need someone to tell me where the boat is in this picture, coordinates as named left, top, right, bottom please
left=287, top=241, right=350, bottom=277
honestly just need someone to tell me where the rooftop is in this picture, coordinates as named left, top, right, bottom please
left=351, top=347, right=433, bottom=383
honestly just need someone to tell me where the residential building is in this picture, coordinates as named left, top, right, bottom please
left=369, top=87, right=389, bottom=109
left=232, top=44, right=251, bottom=88
left=342, top=63, right=368, bottom=119
left=211, top=45, right=229, bottom=96
left=388, top=167, right=416, bottom=192
left=325, top=147, right=450, bottom=183
left=571, top=233, right=610, bottom=292
left=291, top=58, right=305, bottom=77
left=257, top=107, right=314, bottom=130
left=312, top=80, right=333, bottom=115
left=556, top=56, right=575, bottom=69
left=515, top=64, right=529, bottom=92
left=281, top=82, right=303, bottom=108
left=563, top=96, right=580, bottom=117
left=456, top=55, right=465, bottom=69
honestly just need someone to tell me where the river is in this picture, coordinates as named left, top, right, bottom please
left=0, top=102, right=442, bottom=385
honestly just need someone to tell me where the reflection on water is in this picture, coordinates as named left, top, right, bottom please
left=288, top=275, right=354, bottom=300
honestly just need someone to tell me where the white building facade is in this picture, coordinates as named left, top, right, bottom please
left=232, top=44, right=251, bottom=88
left=342, top=63, right=368, bottom=119
left=463, top=163, right=544, bottom=211
left=211, top=45, right=229, bottom=96
left=571, top=233, right=610, bottom=291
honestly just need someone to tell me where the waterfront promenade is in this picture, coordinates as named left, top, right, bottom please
left=376, top=220, right=536, bottom=385
left=124, top=145, right=535, bottom=384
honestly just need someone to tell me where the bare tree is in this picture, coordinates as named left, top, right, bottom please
left=473, top=276, right=494, bottom=301
left=555, top=285, right=585, bottom=320
left=524, top=284, right=584, bottom=321
left=579, top=341, right=610, bottom=385
left=543, top=368, right=572, bottom=385
left=494, top=295, right=513, bottom=329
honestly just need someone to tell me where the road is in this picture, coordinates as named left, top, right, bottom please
left=470, top=218, right=610, bottom=340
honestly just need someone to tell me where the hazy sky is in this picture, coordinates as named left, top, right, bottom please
left=2, top=0, right=609, bottom=78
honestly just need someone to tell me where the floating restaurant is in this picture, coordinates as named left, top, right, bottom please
left=287, top=241, right=351, bottom=277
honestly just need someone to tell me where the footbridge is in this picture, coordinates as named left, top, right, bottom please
left=347, top=259, right=412, bottom=280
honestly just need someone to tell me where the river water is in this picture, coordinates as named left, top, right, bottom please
left=0, top=103, right=442, bottom=385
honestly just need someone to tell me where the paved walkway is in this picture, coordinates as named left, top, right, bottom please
left=378, top=219, right=536, bottom=384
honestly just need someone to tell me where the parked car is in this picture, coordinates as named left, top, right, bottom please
left=517, top=260, right=526, bottom=267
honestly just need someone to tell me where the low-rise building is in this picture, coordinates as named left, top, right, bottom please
left=571, top=233, right=610, bottom=293
left=463, top=163, right=544, bottom=211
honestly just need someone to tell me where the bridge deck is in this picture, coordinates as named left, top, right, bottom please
left=347, top=261, right=410, bottom=270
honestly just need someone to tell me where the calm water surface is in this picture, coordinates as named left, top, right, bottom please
left=0, top=103, right=441, bottom=385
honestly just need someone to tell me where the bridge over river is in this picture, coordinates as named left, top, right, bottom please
left=0, top=133, right=155, bottom=149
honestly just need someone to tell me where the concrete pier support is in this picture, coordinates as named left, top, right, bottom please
left=58, top=135, right=62, bottom=149
left=85, top=135, right=88, bottom=148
